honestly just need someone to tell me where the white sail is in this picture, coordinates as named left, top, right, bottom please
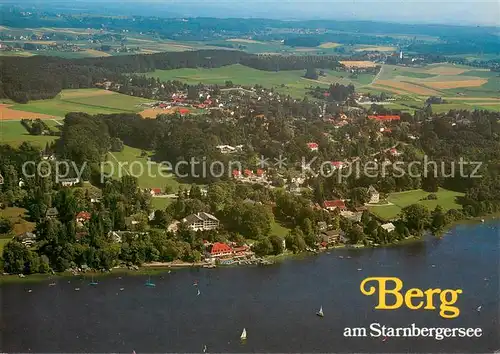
left=197, top=289, right=201, bottom=296
left=240, top=328, right=247, bottom=340
left=317, top=306, right=324, bottom=316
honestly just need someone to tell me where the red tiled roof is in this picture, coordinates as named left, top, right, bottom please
left=256, top=169, right=264, bottom=176
left=331, top=161, right=344, bottom=168
left=244, top=169, right=253, bottom=176
left=323, top=200, right=346, bottom=209
left=76, top=211, right=91, bottom=220
left=151, top=188, right=162, bottom=195
left=178, top=108, right=190, bottom=115
left=232, top=169, right=241, bottom=177
left=307, top=142, right=318, bottom=149
left=211, top=242, right=233, bottom=255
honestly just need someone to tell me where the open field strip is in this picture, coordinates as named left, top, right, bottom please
left=354, top=45, right=396, bottom=52
left=226, top=38, right=266, bottom=44
left=319, top=42, right=341, bottom=48
left=340, top=60, right=378, bottom=68
left=369, top=188, right=464, bottom=221
left=9, top=89, right=151, bottom=117
left=0, top=104, right=56, bottom=120
left=424, top=79, right=488, bottom=89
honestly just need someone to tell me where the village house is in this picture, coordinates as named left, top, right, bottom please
left=45, top=207, right=59, bottom=219
left=368, top=185, right=380, bottom=204
left=182, top=212, right=219, bottom=231
left=381, top=222, right=396, bottom=233
left=307, top=142, right=319, bottom=152
left=340, top=210, right=363, bottom=222
left=216, top=145, right=243, bottom=154
left=210, top=242, right=233, bottom=258
left=330, top=161, right=345, bottom=170
left=59, top=177, right=80, bottom=187
left=320, top=229, right=345, bottom=245
left=323, top=200, right=347, bottom=212
left=149, top=188, right=163, bottom=196
left=368, top=115, right=401, bottom=122
left=389, top=148, right=402, bottom=157
left=15, top=232, right=36, bottom=247
left=76, top=211, right=91, bottom=224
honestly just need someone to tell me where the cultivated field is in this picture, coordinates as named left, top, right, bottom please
left=319, top=42, right=341, bottom=49
left=354, top=46, right=396, bottom=52
left=10, top=89, right=152, bottom=117
left=369, top=188, right=464, bottom=221
left=365, top=63, right=500, bottom=112
left=340, top=61, right=378, bottom=68
left=0, top=104, right=56, bottom=120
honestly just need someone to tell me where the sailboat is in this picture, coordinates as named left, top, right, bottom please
left=197, top=289, right=201, bottom=296
left=89, top=275, right=98, bottom=286
left=316, top=306, right=324, bottom=317
left=240, top=328, right=247, bottom=341
left=203, top=345, right=207, bottom=353
left=145, top=275, right=156, bottom=287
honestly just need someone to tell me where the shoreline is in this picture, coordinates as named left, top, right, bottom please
left=1, top=215, right=498, bottom=285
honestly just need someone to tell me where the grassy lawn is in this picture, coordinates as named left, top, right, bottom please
left=104, top=145, right=186, bottom=191
left=10, top=89, right=152, bottom=117
left=0, top=238, right=10, bottom=253
left=270, top=219, right=290, bottom=238
left=369, top=188, right=464, bottom=221
left=151, top=198, right=174, bottom=210
left=1, top=207, right=35, bottom=235
left=0, top=120, right=60, bottom=147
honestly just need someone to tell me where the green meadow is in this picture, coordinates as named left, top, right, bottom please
left=0, top=119, right=61, bottom=147
left=144, top=64, right=374, bottom=98
left=11, top=89, right=151, bottom=117
left=104, top=145, right=185, bottom=192
left=369, top=188, right=464, bottom=221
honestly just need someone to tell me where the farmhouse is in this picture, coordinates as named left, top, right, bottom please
left=389, top=148, right=402, bottom=157
left=368, top=185, right=380, bottom=204
left=323, top=200, right=347, bottom=212
left=182, top=212, right=219, bottom=231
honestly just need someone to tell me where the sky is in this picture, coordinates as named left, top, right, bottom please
left=11, top=0, right=500, bottom=26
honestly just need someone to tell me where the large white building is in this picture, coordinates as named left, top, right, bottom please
left=182, top=212, right=219, bottom=231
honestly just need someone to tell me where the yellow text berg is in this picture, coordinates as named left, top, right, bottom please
left=360, top=277, right=463, bottom=319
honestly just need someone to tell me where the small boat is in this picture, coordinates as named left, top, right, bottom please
left=120, top=288, right=125, bottom=291
left=89, top=275, right=98, bottom=286
left=203, top=345, right=207, bottom=353
left=145, top=275, right=156, bottom=287
left=481, top=219, right=485, bottom=223
left=316, top=306, right=324, bottom=317
left=74, top=288, right=80, bottom=291
left=240, top=328, right=247, bottom=341
left=197, top=289, right=201, bottom=296
left=28, top=289, right=32, bottom=293
left=357, top=268, right=362, bottom=271
left=193, top=281, right=198, bottom=286
left=49, top=282, right=56, bottom=286
left=477, top=305, right=482, bottom=312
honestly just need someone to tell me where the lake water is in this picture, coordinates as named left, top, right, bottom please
left=1, top=220, right=499, bottom=353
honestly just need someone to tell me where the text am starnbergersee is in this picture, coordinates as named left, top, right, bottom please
left=342, top=277, right=483, bottom=340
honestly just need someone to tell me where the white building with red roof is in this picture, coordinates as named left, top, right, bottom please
left=307, top=142, right=319, bottom=151
left=323, top=200, right=347, bottom=212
